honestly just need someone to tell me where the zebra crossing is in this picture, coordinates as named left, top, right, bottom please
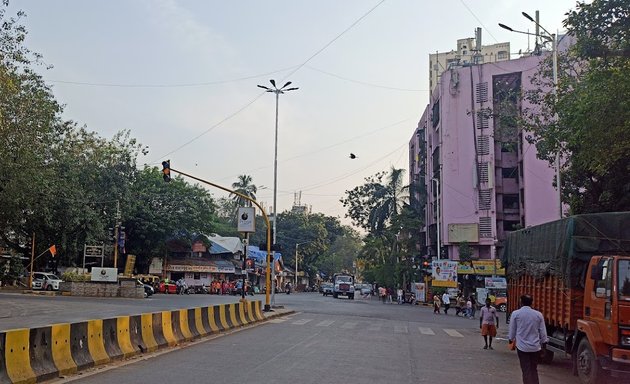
left=268, top=317, right=468, bottom=338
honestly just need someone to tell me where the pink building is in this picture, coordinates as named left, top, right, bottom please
left=409, top=54, right=560, bottom=262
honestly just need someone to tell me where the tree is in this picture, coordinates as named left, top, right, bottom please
left=231, top=174, right=257, bottom=207
left=341, top=167, right=408, bottom=235
left=124, top=167, right=218, bottom=272
left=523, top=0, right=630, bottom=214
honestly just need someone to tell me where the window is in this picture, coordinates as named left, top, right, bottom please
left=432, top=100, right=440, bottom=128
left=595, top=258, right=613, bottom=299
left=497, top=51, right=508, bottom=60
left=477, top=136, right=490, bottom=155
left=502, top=167, right=518, bottom=179
left=476, top=82, right=488, bottom=103
left=479, top=189, right=492, bottom=210
left=503, top=194, right=519, bottom=210
left=478, top=162, right=489, bottom=183
left=479, top=217, right=492, bottom=238
left=618, top=260, right=630, bottom=298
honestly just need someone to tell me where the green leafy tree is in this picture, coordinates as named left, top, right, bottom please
left=124, top=167, right=218, bottom=272
left=524, top=0, right=630, bottom=214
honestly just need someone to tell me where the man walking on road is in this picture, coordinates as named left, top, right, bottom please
left=508, top=294, right=549, bottom=384
left=441, top=291, right=451, bottom=314
left=479, top=298, right=499, bottom=349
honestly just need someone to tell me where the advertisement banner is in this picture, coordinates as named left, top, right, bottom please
left=472, top=260, right=505, bottom=276
left=431, top=260, right=458, bottom=287
left=411, top=282, right=426, bottom=302
left=484, top=277, right=507, bottom=289
left=457, top=263, right=475, bottom=274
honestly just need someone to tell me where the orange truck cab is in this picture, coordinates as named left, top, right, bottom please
left=503, top=212, right=630, bottom=384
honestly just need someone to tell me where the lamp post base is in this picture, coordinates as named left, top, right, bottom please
left=263, top=304, right=272, bottom=312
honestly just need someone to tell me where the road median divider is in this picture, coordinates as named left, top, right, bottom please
left=0, top=300, right=291, bottom=384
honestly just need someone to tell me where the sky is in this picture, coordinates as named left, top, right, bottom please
left=11, top=0, right=578, bottom=229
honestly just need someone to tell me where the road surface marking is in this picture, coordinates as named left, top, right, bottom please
left=443, top=329, right=464, bottom=337
left=316, top=320, right=335, bottom=327
left=418, top=327, right=435, bottom=335
left=341, top=322, right=357, bottom=329
left=269, top=318, right=287, bottom=323
left=292, top=319, right=313, bottom=325
left=394, top=325, right=408, bottom=334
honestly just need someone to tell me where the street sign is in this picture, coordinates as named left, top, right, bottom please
left=84, top=245, right=104, bottom=257
left=237, top=207, right=256, bottom=232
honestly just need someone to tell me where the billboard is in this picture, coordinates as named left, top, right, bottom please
left=431, top=260, right=458, bottom=287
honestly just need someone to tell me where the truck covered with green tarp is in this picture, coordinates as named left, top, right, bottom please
left=502, top=212, right=630, bottom=288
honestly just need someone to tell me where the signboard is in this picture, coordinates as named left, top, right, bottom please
left=237, top=207, right=256, bottom=233
left=472, top=259, right=505, bottom=276
left=431, top=260, right=458, bottom=287
left=456, top=260, right=506, bottom=275
left=148, top=257, right=163, bottom=275
left=484, top=277, right=507, bottom=289
left=448, top=223, right=479, bottom=243
left=411, top=282, right=426, bottom=302
left=166, top=263, right=235, bottom=274
left=91, top=267, right=118, bottom=282
left=124, top=254, right=136, bottom=276
left=84, top=245, right=104, bottom=257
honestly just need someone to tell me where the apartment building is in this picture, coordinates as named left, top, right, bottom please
left=429, top=29, right=511, bottom=92
left=409, top=53, right=559, bottom=262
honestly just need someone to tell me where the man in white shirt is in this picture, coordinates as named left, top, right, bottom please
left=508, top=294, right=549, bottom=384
left=441, top=291, right=451, bottom=314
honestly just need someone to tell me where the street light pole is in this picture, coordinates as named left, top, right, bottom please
left=499, top=12, right=562, bottom=219
left=257, top=79, right=299, bottom=305
left=431, top=178, right=441, bottom=260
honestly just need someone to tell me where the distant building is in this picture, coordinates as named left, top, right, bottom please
left=429, top=29, right=511, bottom=92
left=410, top=53, right=559, bottom=263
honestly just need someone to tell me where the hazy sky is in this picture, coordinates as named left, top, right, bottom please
left=13, top=0, right=576, bottom=228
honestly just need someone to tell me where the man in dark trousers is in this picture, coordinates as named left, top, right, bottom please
left=508, top=294, right=549, bottom=384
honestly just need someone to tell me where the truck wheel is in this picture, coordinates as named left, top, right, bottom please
left=498, top=304, right=507, bottom=312
left=577, top=338, right=604, bottom=384
left=333, top=293, right=338, bottom=299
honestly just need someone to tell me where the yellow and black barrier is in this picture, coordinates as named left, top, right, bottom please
left=0, top=301, right=280, bottom=384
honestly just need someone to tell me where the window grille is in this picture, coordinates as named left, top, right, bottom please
left=479, top=189, right=492, bottom=210
left=476, top=82, right=488, bottom=103
left=479, top=217, right=493, bottom=238
left=477, top=136, right=490, bottom=155
left=478, top=163, right=489, bottom=183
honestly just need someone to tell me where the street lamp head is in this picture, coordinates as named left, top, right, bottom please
left=269, top=79, right=276, bottom=88
left=281, top=81, right=292, bottom=89
left=522, top=11, right=534, bottom=22
left=285, top=87, right=299, bottom=91
left=498, top=23, right=513, bottom=32
left=257, top=84, right=271, bottom=91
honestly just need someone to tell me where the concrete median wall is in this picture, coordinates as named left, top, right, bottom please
left=0, top=300, right=270, bottom=384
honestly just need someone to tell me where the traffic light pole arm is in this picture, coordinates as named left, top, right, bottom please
left=170, top=167, right=273, bottom=312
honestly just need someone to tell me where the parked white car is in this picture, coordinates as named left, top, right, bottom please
left=31, top=272, right=63, bottom=291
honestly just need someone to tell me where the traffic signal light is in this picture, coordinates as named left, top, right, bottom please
left=162, top=160, right=171, bottom=182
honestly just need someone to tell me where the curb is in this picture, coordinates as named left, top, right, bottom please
left=0, top=300, right=278, bottom=384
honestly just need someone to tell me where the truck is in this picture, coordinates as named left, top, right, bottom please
left=502, top=212, right=630, bottom=384
left=332, top=273, right=355, bottom=299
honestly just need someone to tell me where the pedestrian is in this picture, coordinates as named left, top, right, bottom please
left=456, top=294, right=466, bottom=316
left=508, top=294, right=548, bottom=384
left=469, top=294, right=477, bottom=318
left=379, top=286, right=386, bottom=303
left=397, top=288, right=403, bottom=304
left=480, top=298, right=499, bottom=349
left=433, top=293, right=442, bottom=314
left=386, top=287, right=393, bottom=304
left=442, top=291, right=451, bottom=314
left=465, top=297, right=473, bottom=318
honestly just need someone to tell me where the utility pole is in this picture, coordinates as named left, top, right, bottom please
left=113, top=200, right=120, bottom=269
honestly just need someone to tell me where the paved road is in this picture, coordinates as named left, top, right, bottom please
left=0, top=291, right=254, bottom=330
left=32, top=292, right=588, bottom=384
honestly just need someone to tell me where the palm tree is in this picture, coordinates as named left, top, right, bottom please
left=368, top=167, right=408, bottom=234
left=231, top=175, right=257, bottom=207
